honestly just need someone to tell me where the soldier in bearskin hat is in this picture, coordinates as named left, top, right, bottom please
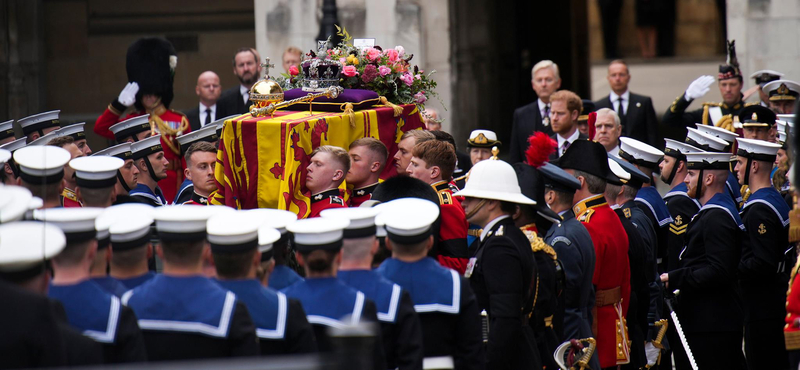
left=93, top=37, right=190, bottom=203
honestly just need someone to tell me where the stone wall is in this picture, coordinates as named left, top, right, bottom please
left=727, top=0, right=800, bottom=82
left=254, top=0, right=452, bottom=131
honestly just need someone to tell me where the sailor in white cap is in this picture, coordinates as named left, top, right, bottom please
left=13, top=146, right=71, bottom=209
left=375, top=198, right=483, bottom=370
left=18, top=110, right=60, bottom=143
left=174, top=125, right=220, bottom=204
left=0, top=185, right=32, bottom=223
left=179, top=141, right=217, bottom=206
left=281, top=217, right=384, bottom=367
left=618, top=137, right=673, bottom=271
left=0, top=119, right=16, bottom=145
left=70, top=156, right=124, bottom=208
left=763, top=79, right=800, bottom=115
left=43, top=135, right=85, bottom=207
left=94, top=143, right=142, bottom=206
left=659, top=151, right=747, bottom=369
left=321, top=207, right=424, bottom=369
left=129, top=135, right=168, bottom=206
left=733, top=138, right=790, bottom=368
left=659, top=139, right=702, bottom=271
left=88, top=207, right=131, bottom=297
left=0, top=220, right=106, bottom=366
left=55, top=122, right=91, bottom=155
left=122, top=205, right=258, bottom=360
left=694, top=123, right=739, bottom=151
left=208, top=211, right=316, bottom=356
left=102, top=204, right=156, bottom=289
left=685, top=128, right=744, bottom=206
left=27, top=131, right=57, bottom=146
left=107, top=115, right=152, bottom=143
left=0, top=137, right=26, bottom=185
left=244, top=208, right=300, bottom=290
left=452, top=156, right=540, bottom=369
left=38, top=207, right=147, bottom=363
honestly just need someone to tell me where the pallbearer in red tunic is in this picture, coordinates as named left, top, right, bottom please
left=407, top=140, right=469, bottom=275
left=345, top=138, right=387, bottom=207
left=43, top=136, right=84, bottom=208
left=94, top=38, right=189, bottom=203
left=559, top=139, right=632, bottom=368
left=305, top=146, right=348, bottom=218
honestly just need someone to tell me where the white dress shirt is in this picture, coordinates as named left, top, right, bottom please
left=199, top=103, right=217, bottom=127
left=556, top=128, right=581, bottom=157
left=607, top=143, right=620, bottom=158
left=538, top=99, right=549, bottom=120
left=610, top=90, right=630, bottom=114
left=240, top=85, right=250, bottom=105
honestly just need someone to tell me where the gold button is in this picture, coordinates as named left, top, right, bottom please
left=618, top=343, right=622, bottom=348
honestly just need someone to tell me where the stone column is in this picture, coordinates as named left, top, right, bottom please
left=727, top=0, right=800, bottom=85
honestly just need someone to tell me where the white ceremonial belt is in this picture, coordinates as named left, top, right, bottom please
left=423, top=356, right=455, bottom=369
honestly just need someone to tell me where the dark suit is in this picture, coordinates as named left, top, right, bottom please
left=218, top=86, right=251, bottom=116
left=549, top=132, right=589, bottom=161
left=185, top=104, right=223, bottom=132
left=509, top=101, right=554, bottom=163
left=595, top=92, right=658, bottom=147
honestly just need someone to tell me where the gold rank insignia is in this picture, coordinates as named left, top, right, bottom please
left=758, top=223, right=767, bottom=235
left=623, top=208, right=632, bottom=219
left=670, top=215, right=687, bottom=235
left=577, top=209, right=595, bottom=222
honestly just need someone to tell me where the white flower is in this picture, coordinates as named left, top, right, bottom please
left=169, top=56, right=178, bottom=71
left=395, top=46, right=405, bottom=57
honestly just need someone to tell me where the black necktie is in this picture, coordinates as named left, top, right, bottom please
left=616, top=97, right=625, bottom=117
left=203, top=108, right=211, bottom=126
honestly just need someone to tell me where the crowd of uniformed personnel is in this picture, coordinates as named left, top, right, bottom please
left=1, top=36, right=800, bottom=370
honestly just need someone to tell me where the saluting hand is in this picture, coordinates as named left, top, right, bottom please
left=684, top=75, right=715, bottom=101
left=118, top=82, right=140, bottom=107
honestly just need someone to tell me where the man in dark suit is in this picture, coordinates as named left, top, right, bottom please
left=509, top=60, right=562, bottom=163
left=594, top=60, right=659, bottom=147
left=217, top=47, right=263, bottom=116
left=185, top=71, right=223, bottom=132
left=548, top=90, right=588, bottom=161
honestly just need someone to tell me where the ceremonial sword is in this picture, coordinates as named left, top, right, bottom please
left=665, top=289, right=699, bottom=370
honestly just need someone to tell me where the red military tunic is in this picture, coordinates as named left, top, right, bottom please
left=95, top=104, right=190, bottom=203
left=573, top=194, right=631, bottom=368
left=308, top=188, right=346, bottom=218
left=432, top=180, right=469, bottom=275
left=785, top=258, right=800, bottom=352
left=349, top=183, right=379, bottom=208
left=61, top=188, right=82, bottom=208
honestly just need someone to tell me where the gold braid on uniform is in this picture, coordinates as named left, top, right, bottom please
left=520, top=225, right=558, bottom=261
left=741, top=185, right=751, bottom=203
left=149, top=113, right=188, bottom=156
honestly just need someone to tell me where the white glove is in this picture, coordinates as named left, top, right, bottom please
left=684, top=75, right=715, bottom=101
left=645, top=341, right=660, bottom=366
left=117, top=82, right=139, bottom=107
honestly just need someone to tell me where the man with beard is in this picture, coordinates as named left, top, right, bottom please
left=763, top=80, right=799, bottom=115
left=93, top=143, right=142, bottom=205
left=548, top=90, right=588, bottom=161
left=218, top=48, right=263, bottom=115
left=659, top=151, right=747, bottom=370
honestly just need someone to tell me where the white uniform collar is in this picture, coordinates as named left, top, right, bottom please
left=480, top=215, right=510, bottom=241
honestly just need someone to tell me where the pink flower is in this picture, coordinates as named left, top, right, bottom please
left=342, top=65, right=359, bottom=77
left=339, top=57, right=347, bottom=65
left=365, top=48, right=381, bottom=62
left=414, top=92, right=427, bottom=104
left=400, top=73, right=414, bottom=86
left=384, top=49, right=399, bottom=62
left=378, top=65, right=392, bottom=77
left=288, top=65, right=299, bottom=76
left=395, top=46, right=405, bottom=57
left=415, top=74, right=421, bottom=80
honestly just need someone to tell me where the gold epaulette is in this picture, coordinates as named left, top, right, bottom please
left=744, top=102, right=759, bottom=107
left=522, top=228, right=558, bottom=260
left=577, top=209, right=594, bottom=222
left=701, top=101, right=723, bottom=107
left=436, top=189, right=454, bottom=205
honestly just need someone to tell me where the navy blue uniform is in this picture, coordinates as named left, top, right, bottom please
left=173, top=178, right=193, bottom=205
left=339, top=269, right=424, bottom=370
left=739, top=187, right=791, bottom=370
left=118, top=271, right=157, bottom=290
left=48, top=280, right=147, bottom=363
left=663, top=183, right=701, bottom=271
left=269, top=265, right=304, bottom=291
left=122, top=275, right=259, bottom=360
left=91, top=276, right=129, bottom=297
left=544, top=209, right=600, bottom=368
left=216, top=279, right=317, bottom=355
left=282, top=277, right=386, bottom=370
left=634, top=186, right=673, bottom=272
left=377, top=257, right=484, bottom=370
left=667, top=192, right=746, bottom=369
left=130, top=183, right=166, bottom=206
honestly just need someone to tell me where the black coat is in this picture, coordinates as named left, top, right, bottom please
left=509, top=101, right=553, bottom=163
left=594, top=92, right=659, bottom=147
left=663, top=187, right=700, bottom=271
left=548, top=132, right=589, bottom=161
left=218, top=86, right=251, bottom=116
left=470, top=217, right=540, bottom=370
left=668, top=197, right=744, bottom=333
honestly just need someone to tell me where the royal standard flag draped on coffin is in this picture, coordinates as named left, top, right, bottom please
left=210, top=104, right=423, bottom=218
